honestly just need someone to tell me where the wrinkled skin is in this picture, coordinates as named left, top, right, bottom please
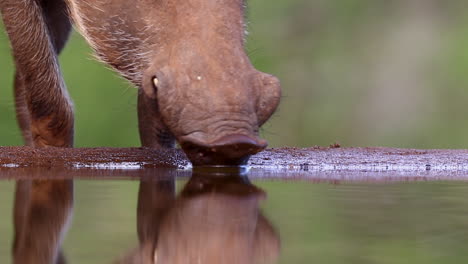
left=0, top=0, right=280, bottom=165
left=67, top=0, right=281, bottom=164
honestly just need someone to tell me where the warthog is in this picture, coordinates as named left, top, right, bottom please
left=2, top=1, right=280, bottom=263
left=0, top=0, right=281, bottom=165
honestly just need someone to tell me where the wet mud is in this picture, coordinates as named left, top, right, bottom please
left=0, top=146, right=189, bottom=168
left=0, top=146, right=467, bottom=181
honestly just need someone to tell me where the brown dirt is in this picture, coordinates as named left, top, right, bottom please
left=0, top=146, right=189, bottom=168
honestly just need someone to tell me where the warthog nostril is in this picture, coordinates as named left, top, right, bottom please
left=180, top=134, right=268, bottom=166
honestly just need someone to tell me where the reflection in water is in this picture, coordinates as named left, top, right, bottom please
left=12, top=169, right=280, bottom=264
left=13, top=180, right=73, bottom=264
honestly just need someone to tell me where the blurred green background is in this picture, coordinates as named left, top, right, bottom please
left=1, top=0, right=468, bottom=149
left=2, top=1, right=468, bottom=264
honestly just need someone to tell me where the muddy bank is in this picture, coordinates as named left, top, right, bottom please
left=0, top=146, right=189, bottom=169
left=252, top=147, right=468, bottom=171
left=0, top=146, right=467, bottom=173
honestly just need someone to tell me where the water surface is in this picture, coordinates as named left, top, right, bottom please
left=1, top=168, right=468, bottom=264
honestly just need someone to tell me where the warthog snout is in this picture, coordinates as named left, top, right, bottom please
left=142, top=63, right=280, bottom=165
left=181, top=134, right=268, bottom=165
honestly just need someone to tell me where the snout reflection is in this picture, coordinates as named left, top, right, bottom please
left=12, top=169, right=280, bottom=264
left=121, top=168, right=280, bottom=264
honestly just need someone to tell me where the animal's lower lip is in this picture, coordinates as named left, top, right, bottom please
left=179, top=134, right=268, bottom=166
left=179, top=134, right=267, bottom=154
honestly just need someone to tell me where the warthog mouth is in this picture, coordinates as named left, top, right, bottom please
left=180, top=134, right=268, bottom=166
